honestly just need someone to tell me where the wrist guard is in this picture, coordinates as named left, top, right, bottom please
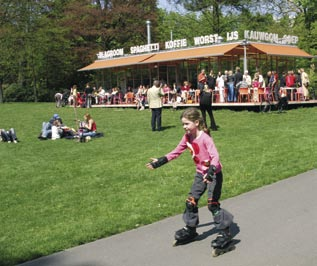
left=150, top=156, right=168, bottom=169
left=206, top=165, right=217, bottom=181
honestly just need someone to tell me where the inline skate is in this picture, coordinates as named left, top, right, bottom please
left=173, top=225, right=198, bottom=246
left=211, top=227, right=234, bottom=257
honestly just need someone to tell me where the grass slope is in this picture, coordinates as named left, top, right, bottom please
left=0, top=103, right=316, bottom=265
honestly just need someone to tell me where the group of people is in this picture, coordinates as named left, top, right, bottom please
left=146, top=78, right=219, bottom=134
left=63, top=84, right=125, bottom=108
left=3, top=102, right=233, bottom=251
left=54, top=84, right=122, bottom=108
left=146, top=78, right=218, bottom=133
left=198, top=67, right=255, bottom=103
left=55, top=65, right=310, bottom=111
left=134, top=85, right=148, bottom=111
left=278, top=68, right=310, bottom=101
left=147, top=66, right=311, bottom=135
left=197, top=66, right=310, bottom=103
left=38, top=113, right=99, bottom=141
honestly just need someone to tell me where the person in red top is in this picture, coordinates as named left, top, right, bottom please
left=197, top=69, right=207, bottom=90
left=181, top=81, right=190, bottom=103
left=285, top=70, right=296, bottom=88
left=80, top=113, right=97, bottom=138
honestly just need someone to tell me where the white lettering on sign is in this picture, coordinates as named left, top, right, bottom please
left=165, top=39, right=187, bottom=49
left=226, top=31, right=239, bottom=41
left=193, top=34, right=219, bottom=45
left=97, top=49, right=124, bottom=59
left=244, top=30, right=298, bottom=45
left=130, top=43, right=160, bottom=54
left=281, top=35, right=299, bottom=45
left=95, top=30, right=300, bottom=60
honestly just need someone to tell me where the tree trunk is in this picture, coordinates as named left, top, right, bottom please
left=212, top=2, right=220, bottom=34
left=0, top=79, right=3, bottom=103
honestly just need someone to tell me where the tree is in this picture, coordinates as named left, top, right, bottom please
left=0, top=0, right=161, bottom=102
left=0, top=0, right=75, bottom=102
left=0, top=0, right=315, bottom=102
left=156, top=9, right=202, bottom=44
left=167, top=0, right=253, bottom=34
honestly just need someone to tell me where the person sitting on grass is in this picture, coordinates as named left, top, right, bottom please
left=39, top=114, right=63, bottom=140
left=0, top=128, right=19, bottom=143
left=51, top=120, right=63, bottom=140
left=83, top=113, right=97, bottom=137
left=79, top=113, right=97, bottom=138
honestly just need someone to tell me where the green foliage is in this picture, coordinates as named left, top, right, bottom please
left=157, top=10, right=201, bottom=44
left=0, top=0, right=316, bottom=103
left=0, top=0, right=160, bottom=102
left=3, top=83, right=34, bottom=102
left=0, top=104, right=317, bottom=265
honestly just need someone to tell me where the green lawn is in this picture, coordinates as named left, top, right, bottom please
left=0, top=103, right=316, bottom=265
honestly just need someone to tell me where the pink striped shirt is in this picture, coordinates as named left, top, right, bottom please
left=165, top=131, right=222, bottom=175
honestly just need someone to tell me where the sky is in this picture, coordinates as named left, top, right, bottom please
left=158, top=0, right=181, bottom=12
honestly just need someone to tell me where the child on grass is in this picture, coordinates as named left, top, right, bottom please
left=0, top=128, right=19, bottom=143
left=146, top=107, right=233, bottom=248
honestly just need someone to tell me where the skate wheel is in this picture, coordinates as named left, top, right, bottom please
left=211, top=245, right=235, bottom=257
left=172, top=239, right=178, bottom=247
left=211, top=248, right=220, bottom=257
left=228, top=245, right=236, bottom=252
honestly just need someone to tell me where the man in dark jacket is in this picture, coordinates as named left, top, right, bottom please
left=233, top=67, right=243, bottom=102
left=199, top=85, right=218, bottom=131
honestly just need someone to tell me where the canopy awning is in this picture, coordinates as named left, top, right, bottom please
left=139, top=43, right=239, bottom=64
left=78, top=53, right=155, bottom=71
left=249, top=43, right=313, bottom=58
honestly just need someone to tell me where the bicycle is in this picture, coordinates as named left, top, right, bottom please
left=259, top=87, right=274, bottom=112
left=260, top=87, right=288, bottom=113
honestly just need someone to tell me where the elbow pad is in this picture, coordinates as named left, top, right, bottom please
left=151, top=156, right=168, bottom=169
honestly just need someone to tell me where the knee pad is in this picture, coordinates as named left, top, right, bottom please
left=186, top=196, right=197, bottom=212
left=208, top=199, right=220, bottom=215
left=213, top=208, right=234, bottom=230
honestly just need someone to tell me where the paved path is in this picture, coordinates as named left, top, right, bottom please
left=20, top=169, right=317, bottom=266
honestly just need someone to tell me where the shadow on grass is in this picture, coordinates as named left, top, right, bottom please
left=152, top=125, right=176, bottom=131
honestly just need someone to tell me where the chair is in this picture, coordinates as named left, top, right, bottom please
left=257, top=88, right=265, bottom=102
left=223, top=88, right=228, bottom=102
left=295, top=87, right=304, bottom=101
left=125, top=92, right=134, bottom=104
left=212, top=90, right=220, bottom=103
left=264, top=87, right=272, bottom=100
left=181, top=90, right=189, bottom=103
left=194, top=89, right=200, bottom=103
left=113, top=93, right=123, bottom=104
left=238, top=88, right=250, bottom=102
left=250, top=87, right=257, bottom=102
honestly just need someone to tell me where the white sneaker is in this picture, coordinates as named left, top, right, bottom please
left=13, top=140, right=17, bottom=143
